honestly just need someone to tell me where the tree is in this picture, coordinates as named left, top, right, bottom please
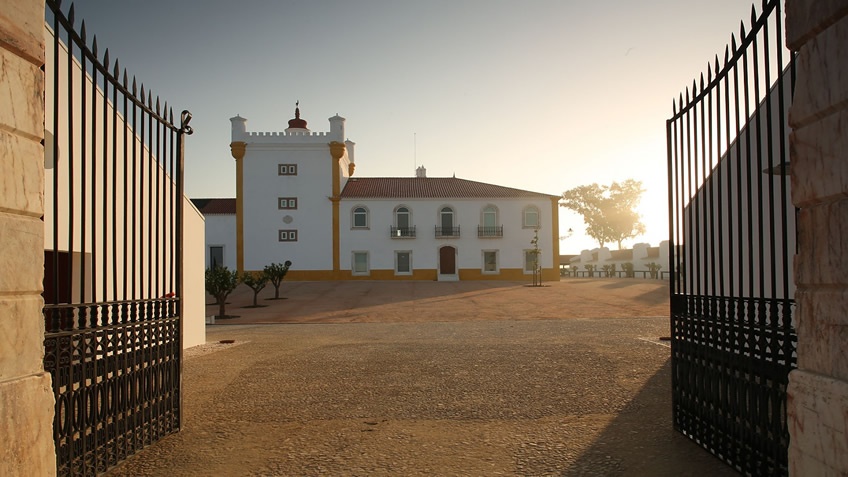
left=240, top=270, right=268, bottom=307
left=264, top=260, right=292, bottom=300
left=205, top=266, right=240, bottom=318
left=559, top=179, right=646, bottom=249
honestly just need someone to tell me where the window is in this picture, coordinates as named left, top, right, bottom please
left=395, top=251, right=412, bottom=275
left=524, top=249, right=539, bottom=272
left=393, top=206, right=414, bottom=237
left=483, top=250, right=498, bottom=273
left=523, top=206, right=540, bottom=228
left=279, top=230, right=298, bottom=242
left=440, top=206, right=454, bottom=229
left=278, top=164, right=297, bottom=175
left=482, top=205, right=498, bottom=227
left=278, top=197, right=297, bottom=209
left=437, top=206, right=457, bottom=237
left=396, top=206, right=411, bottom=229
left=352, top=206, right=368, bottom=228
left=352, top=251, right=369, bottom=275
left=210, top=246, right=224, bottom=268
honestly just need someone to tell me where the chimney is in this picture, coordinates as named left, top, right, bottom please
left=415, top=165, right=427, bottom=178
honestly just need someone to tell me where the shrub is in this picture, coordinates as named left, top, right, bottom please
left=205, top=266, right=239, bottom=318
left=241, top=270, right=269, bottom=307
left=264, top=260, right=292, bottom=299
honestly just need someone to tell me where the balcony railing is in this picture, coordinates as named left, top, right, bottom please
left=390, top=226, right=416, bottom=238
left=477, top=225, right=503, bottom=238
left=435, top=226, right=461, bottom=238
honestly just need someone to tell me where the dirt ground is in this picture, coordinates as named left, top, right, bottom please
left=103, top=278, right=738, bottom=476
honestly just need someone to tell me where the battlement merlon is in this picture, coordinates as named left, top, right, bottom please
left=230, top=114, right=347, bottom=144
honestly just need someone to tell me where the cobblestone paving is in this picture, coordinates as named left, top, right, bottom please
left=104, top=280, right=738, bottom=476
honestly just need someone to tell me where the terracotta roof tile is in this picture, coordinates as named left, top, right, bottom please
left=191, top=198, right=236, bottom=215
left=340, top=177, right=557, bottom=199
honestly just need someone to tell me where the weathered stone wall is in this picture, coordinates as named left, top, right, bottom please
left=785, top=1, right=848, bottom=475
left=0, top=1, right=57, bottom=475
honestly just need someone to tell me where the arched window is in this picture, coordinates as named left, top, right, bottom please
left=395, top=206, right=411, bottom=229
left=523, top=205, right=540, bottom=228
left=441, top=206, right=454, bottom=228
left=393, top=206, right=413, bottom=237
left=438, top=206, right=457, bottom=237
left=352, top=206, right=368, bottom=228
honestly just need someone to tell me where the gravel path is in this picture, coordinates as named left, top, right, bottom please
left=104, top=280, right=738, bottom=476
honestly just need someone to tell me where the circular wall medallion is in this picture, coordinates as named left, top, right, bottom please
left=283, top=215, right=293, bottom=224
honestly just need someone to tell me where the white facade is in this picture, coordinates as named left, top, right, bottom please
left=203, top=213, right=237, bottom=270
left=339, top=197, right=555, bottom=278
left=213, top=108, right=560, bottom=281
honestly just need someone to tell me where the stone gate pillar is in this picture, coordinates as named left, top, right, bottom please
left=785, top=1, right=848, bottom=475
left=0, top=0, right=58, bottom=475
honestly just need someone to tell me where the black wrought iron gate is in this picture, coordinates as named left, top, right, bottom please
left=43, top=1, right=192, bottom=475
left=666, top=1, right=796, bottom=475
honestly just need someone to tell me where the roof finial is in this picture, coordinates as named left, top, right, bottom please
left=295, top=100, right=300, bottom=119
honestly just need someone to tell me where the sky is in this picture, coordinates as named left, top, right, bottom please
left=62, top=0, right=763, bottom=254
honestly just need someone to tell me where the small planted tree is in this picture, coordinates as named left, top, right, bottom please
left=622, top=262, right=635, bottom=278
left=529, top=229, right=542, bottom=286
left=264, top=260, right=292, bottom=300
left=584, top=264, right=595, bottom=278
left=205, top=266, right=240, bottom=318
left=646, top=262, right=662, bottom=279
left=241, top=270, right=269, bottom=307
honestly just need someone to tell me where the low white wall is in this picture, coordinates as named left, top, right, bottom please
left=182, top=197, right=206, bottom=349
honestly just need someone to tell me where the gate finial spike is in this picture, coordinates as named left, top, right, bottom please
left=679, top=93, right=684, bottom=110
left=140, top=84, right=145, bottom=100
left=715, top=55, right=720, bottom=74
left=113, top=59, right=119, bottom=78
left=132, top=76, right=137, bottom=95
left=740, top=21, right=746, bottom=39
left=169, top=108, right=174, bottom=124
left=122, top=69, right=128, bottom=88
left=685, top=87, right=690, bottom=103
left=700, top=72, right=705, bottom=90
left=92, top=36, right=97, bottom=57
left=156, top=96, right=161, bottom=114
left=707, top=64, right=712, bottom=83
left=68, top=4, right=74, bottom=25
left=148, top=91, right=153, bottom=109
left=80, top=20, right=86, bottom=43
left=103, top=49, right=109, bottom=70
left=731, top=34, right=737, bottom=54
left=672, top=100, right=677, bottom=115
left=751, top=4, right=757, bottom=24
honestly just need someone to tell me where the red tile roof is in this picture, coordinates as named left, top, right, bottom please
left=341, top=177, right=558, bottom=199
left=191, top=198, right=236, bottom=215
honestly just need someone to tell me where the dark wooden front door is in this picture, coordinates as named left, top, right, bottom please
left=439, top=246, right=455, bottom=275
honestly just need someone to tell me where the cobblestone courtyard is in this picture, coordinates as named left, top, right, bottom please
left=105, top=279, right=738, bottom=476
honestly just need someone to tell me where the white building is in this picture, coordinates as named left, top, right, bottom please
left=195, top=105, right=560, bottom=281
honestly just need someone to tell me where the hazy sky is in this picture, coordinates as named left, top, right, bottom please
left=63, top=0, right=763, bottom=253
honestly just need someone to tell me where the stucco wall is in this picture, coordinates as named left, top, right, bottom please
left=204, top=213, right=236, bottom=269
left=182, top=198, right=206, bottom=349
left=339, top=197, right=556, bottom=276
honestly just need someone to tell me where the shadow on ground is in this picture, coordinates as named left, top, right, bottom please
left=566, top=359, right=739, bottom=477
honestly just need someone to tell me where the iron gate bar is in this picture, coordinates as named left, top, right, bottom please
left=666, top=0, right=796, bottom=475
left=43, top=1, right=191, bottom=474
